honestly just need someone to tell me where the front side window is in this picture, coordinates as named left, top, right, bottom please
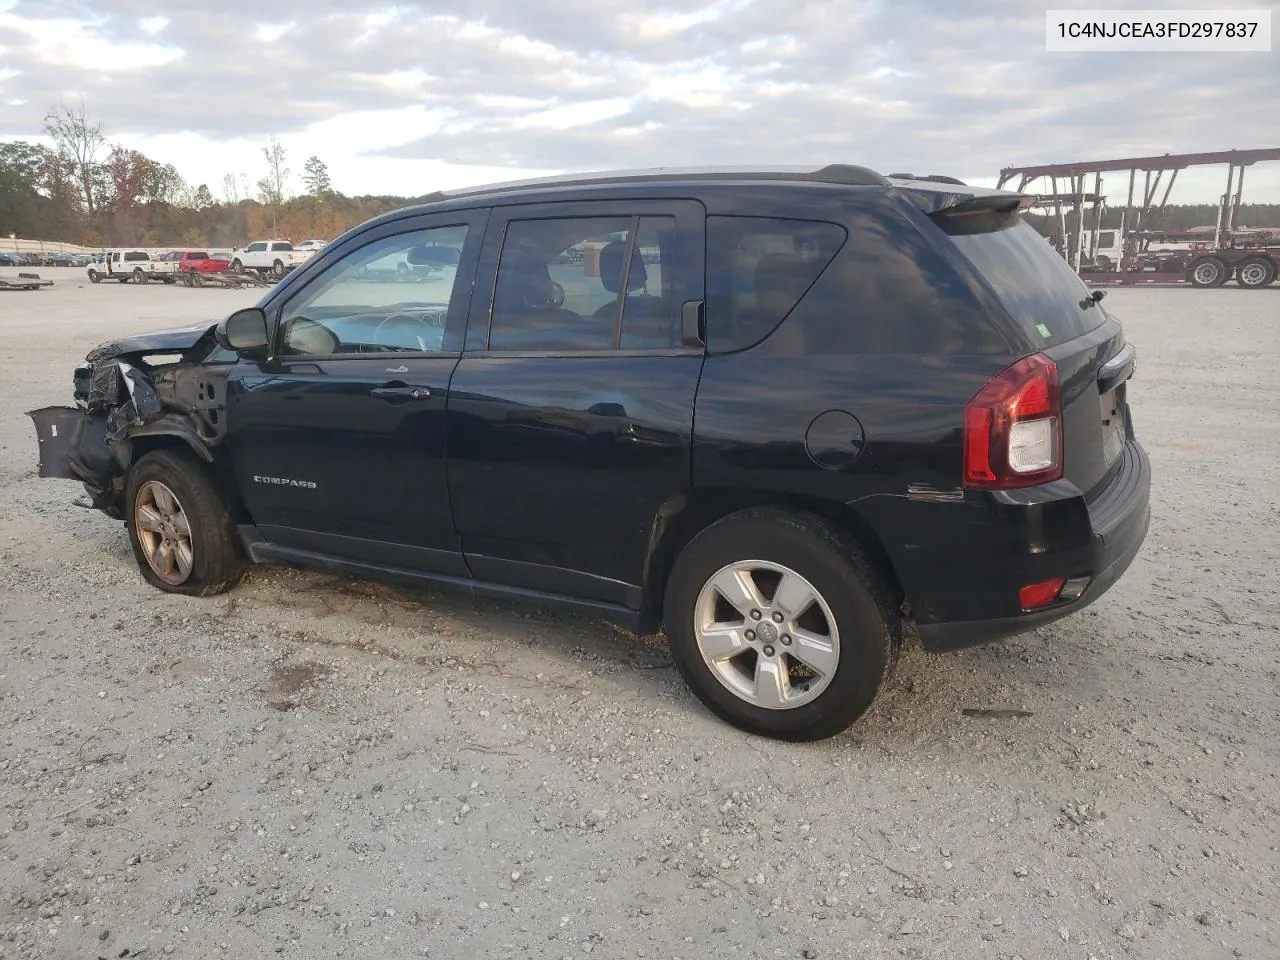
left=488, top=216, right=678, bottom=352
left=277, top=225, right=469, bottom=357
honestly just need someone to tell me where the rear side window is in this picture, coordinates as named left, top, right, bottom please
left=489, top=216, right=680, bottom=352
left=706, top=216, right=846, bottom=353
left=942, top=216, right=1104, bottom=347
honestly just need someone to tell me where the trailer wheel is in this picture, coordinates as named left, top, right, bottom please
left=88, top=269, right=100, bottom=284
left=1188, top=257, right=1228, bottom=288
left=1236, top=257, right=1276, bottom=289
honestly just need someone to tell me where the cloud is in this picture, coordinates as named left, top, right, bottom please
left=0, top=0, right=1276, bottom=200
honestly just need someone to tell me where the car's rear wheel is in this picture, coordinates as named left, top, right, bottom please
left=125, top=449, right=247, bottom=596
left=132, top=267, right=148, bottom=285
left=1236, top=256, right=1276, bottom=289
left=1188, top=256, right=1228, bottom=288
left=664, top=508, right=898, bottom=741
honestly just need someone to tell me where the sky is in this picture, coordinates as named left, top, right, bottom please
left=1, top=0, right=1277, bottom=205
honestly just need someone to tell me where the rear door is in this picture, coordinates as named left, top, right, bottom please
left=446, top=199, right=706, bottom=606
left=940, top=213, right=1133, bottom=496
left=225, top=212, right=484, bottom=575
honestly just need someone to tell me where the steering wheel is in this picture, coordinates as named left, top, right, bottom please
left=371, top=312, right=442, bottom=351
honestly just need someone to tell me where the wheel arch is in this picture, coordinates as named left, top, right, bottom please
left=640, top=487, right=905, bottom=633
left=121, top=430, right=251, bottom=525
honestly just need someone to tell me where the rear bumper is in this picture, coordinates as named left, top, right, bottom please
left=913, top=440, right=1151, bottom=651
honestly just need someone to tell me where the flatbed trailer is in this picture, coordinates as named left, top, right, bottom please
left=177, top=271, right=275, bottom=289
left=0, top=273, right=54, bottom=291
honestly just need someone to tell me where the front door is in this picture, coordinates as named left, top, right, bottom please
left=446, top=199, right=707, bottom=607
left=225, top=214, right=484, bottom=575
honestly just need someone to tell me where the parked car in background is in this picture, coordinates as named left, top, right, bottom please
left=228, top=240, right=315, bottom=277
left=29, top=164, right=1150, bottom=741
left=0, top=252, right=22, bottom=266
left=295, top=239, right=327, bottom=252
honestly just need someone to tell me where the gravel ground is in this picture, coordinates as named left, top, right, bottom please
left=1, top=269, right=1277, bottom=960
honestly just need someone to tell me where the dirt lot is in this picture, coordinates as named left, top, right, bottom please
left=1, top=269, right=1277, bottom=960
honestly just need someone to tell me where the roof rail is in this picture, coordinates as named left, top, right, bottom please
left=411, top=164, right=889, bottom=205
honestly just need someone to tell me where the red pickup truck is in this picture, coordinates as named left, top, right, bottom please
left=157, top=250, right=232, bottom=274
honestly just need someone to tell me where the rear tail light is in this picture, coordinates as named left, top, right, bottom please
left=1019, top=576, right=1066, bottom=611
left=964, top=353, right=1063, bottom=489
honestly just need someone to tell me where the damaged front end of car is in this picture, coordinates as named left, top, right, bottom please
left=28, top=323, right=234, bottom=519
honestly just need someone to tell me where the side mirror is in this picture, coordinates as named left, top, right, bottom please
left=216, top=307, right=270, bottom=355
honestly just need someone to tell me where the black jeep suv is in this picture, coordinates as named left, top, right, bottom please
left=30, top=165, right=1150, bottom=741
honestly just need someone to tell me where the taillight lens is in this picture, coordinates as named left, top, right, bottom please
left=964, top=353, right=1063, bottom=489
left=1019, top=576, right=1066, bottom=610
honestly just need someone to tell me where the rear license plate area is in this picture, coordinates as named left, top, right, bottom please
left=1099, top=382, right=1126, bottom=466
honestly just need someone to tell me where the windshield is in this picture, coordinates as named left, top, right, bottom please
left=941, top=216, right=1104, bottom=347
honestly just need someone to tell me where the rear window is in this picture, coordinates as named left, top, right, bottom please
left=942, top=216, right=1104, bottom=347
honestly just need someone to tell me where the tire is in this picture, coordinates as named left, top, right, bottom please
left=1236, top=256, right=1276, bottom=289
left=663, top=508, right=899, bottom=741
left=1188, top=257, right=1228, bottom=288
left=124, top=448, right=247, bottom=596
left=1095, top=255, right=1113, bottom=271
left=272, top=259, right=286, bottom=278
left=230, top=259, right=243, bottom=274
left=117, top=277, right=130, bottom=284
left=88, top=269, right=100, bottom=283
left=132, top=267, right=148, bottom=285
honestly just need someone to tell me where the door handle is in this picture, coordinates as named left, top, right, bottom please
left=371, top=384, right=432, bottom=402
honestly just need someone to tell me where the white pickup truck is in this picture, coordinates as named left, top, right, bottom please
left=228, top=240, right=315, bottom=278
left=87, top=250, right=180, bottom=284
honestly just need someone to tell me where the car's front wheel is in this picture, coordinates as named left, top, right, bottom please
left=125, top=448, right=247, bottom=596
left=664, top=508, right=898, bottom=741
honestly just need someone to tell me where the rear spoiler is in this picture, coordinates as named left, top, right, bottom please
left=931, top=193, right=1039, bottom=218
left=891, top=180, right=1038, bottom=218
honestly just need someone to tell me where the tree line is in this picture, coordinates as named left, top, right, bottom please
left=0, top=101, right=415, bottom=249
left=4, top=101, right=1279, bottom=249
left=1022, top=203, right=1280, bottom=238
